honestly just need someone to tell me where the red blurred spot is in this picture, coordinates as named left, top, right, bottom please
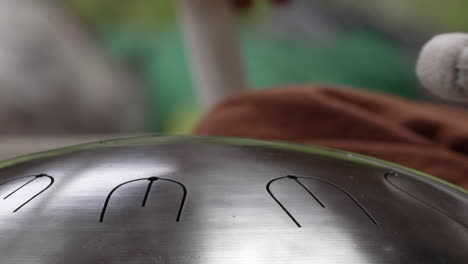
left=271, top=0, right=290, bottom=5
left=231, top=0, right=253, bottom=10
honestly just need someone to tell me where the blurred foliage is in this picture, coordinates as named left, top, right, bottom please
left=61, top=0, right=442, bottom=133
left=64, top=0, right=468, bottom=31
left=64, top=0, right=175, bottom=27
left=102, top=27, right=417, bottom=133
left=63, top=0, right=267, bottom=28
left=325, top=0, right=468, bottom=31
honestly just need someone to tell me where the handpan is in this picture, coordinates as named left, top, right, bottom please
left=0, top=136, right=466, bottom=263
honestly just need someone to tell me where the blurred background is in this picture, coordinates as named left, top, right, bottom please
left=1, top=0, right=468, bottom=158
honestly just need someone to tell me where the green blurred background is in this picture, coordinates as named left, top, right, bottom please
left=62, top=0, right=468, bottom=133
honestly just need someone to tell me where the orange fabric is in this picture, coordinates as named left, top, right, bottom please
left=194, top=85, right=468, bottom=189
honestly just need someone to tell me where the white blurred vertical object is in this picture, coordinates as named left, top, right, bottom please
left=0, top=0, right=146, bottom=134
left=177, top=0, right=248, bottom=110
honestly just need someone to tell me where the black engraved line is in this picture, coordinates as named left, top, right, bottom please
left=266, top=176, right=302, bottom=227
left=99, top=177, right=188, bottom=223
left=384, top=172, right=468, bottom=228
left=99, top=178, right=148, bottom=222
left=0, top=174, right=41, bottom=187
left=294, top=175, right=378, bottom=226
left=11, top=174, right=54, bottom=213
left=158, top=178, right=188, bottom=222
left=3, top=177, right=38, bottom=199
left=287, top=175, right=325, bottom=208
left=142, top=177, right=158, bottom=207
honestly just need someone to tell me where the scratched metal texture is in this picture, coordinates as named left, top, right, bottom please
left=0, top=136, right=466, bottom=264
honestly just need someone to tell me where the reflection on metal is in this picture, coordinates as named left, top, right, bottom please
left=99, top=176, right=187, bottom=223
left=267, top=175, right=378, bottom=228
left=385, top=171, right=468, bottom=228
left=0, top=136, right=466, bottom=263
left=0, top=173, right=54, bottom=212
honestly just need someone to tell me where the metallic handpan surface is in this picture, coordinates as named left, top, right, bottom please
left=0, top=136, right=467, bottom=264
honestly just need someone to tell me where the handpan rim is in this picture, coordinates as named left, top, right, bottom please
left=0, top=135, right=465, bottom=194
